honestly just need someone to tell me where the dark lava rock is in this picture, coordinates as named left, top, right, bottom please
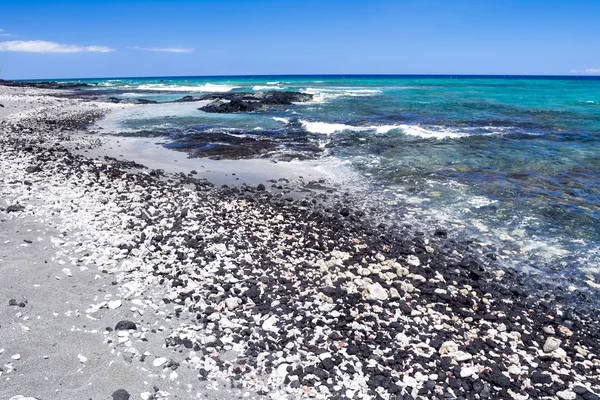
left=339, top=208, right=350, bottom=217
left=199, top=91, right=312, bottom=113
left=0, top=79, right=91, bottom=90
left=115, top=320, right=137, bottom=331
left=8, top=299, right=18, bottom=306
left=531, top=371, right=553, bottom=384
left=111, top=389, right=131, bottom=400
left=256, top=183, right=266, bottom=191
left=583, top=393, right=600, bottom=400
left=174, top=95, right=200, bottom=102
left=5, top=204, right=25, bottom=213
left=200, top=99, right=260, bottom=113
left=26, top=165, right=42, bottom=173
left=573, top=386, right=589, bottom=395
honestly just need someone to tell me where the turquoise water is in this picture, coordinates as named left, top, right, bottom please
left=65, top=75, right=600, bottom=286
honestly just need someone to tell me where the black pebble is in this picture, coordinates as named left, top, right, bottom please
left=530, top=371, right=552, bottom=384
left=115, top=320, right=137, bottom=331
left=112, top=389, right=131, bottom=400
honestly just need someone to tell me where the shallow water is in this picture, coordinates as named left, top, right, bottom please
left=63, top=74, right=600, bottom=289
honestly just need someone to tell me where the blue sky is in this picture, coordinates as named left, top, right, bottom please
left=0, top=0, right=599, bottom=79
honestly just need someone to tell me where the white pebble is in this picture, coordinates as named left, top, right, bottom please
left=153, top=357, right=168, bottom=367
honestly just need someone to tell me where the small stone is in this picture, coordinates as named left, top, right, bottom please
left=542, top=326, right=555, bottom=335
left=78, top=354, right=88, bottom=363
left=543, top=337, right=561, bottom=353
left=531, top=371, right=552, bottom=384
left=225, top=297, right=241, bottom=311
left=108, top=300, right=122, bottom=310
left=403, top=375, right=417, bottom=388
left=367, top=282, right=388, bottom=301
left=115, top=320, right=137, bottom=331
left=556, top=390, right=577, bottom=400
left=11, top=354, right=21, bottom=360
left=575, top=346, right=589, bottom=357
left=557, top=325, right=573, bottom=337
left=112, top=389, right=131, bottom=400
left=262, top=315, right=279, bottom=332
left=439, top=341, right=458, bottom=354
left=460, top=367, right=475, bottom=378
left=388, top=287, right=401, bottom=299
left=153, top=357, right=168, bottom=367
left=573, top=386, right=589, bottom=395
left=551, top=347, right=567, bottom=359
left=508, top=365, right=522, bottom=375
left=453, top=351, right=473, bottom=362
left=406, top=255, right=420, bottom=266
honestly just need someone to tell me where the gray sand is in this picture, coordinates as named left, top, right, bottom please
left=0, top=86, right=264, bottom=400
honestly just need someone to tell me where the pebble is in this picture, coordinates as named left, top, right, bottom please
left=111, top=389, right=131, bottom=400
left=108, top=300, right=122, bottom=310
left=115, top=320, right=137, bottom=331
left=556, top=390, right=577, bottom=400
left=508, top=365, right=522, bottom=375
left=460, top=367, right=476, bottom=378
left=153, top=357, right=168, bottom=367
left=543, top=337, right=562, bottom=353
left=367, top=282, right=389, bottom=300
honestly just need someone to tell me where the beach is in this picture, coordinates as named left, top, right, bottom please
left=1, top=82, right=600, bottom=400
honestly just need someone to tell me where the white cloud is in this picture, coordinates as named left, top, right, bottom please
left=130, top=46, right=194, bottom=53
left=584, top=68, right=600, bottom=74
left=0, top=40, right=113, bottom=53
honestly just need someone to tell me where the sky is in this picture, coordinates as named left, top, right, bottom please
left=0, top=0, right=599, bottom=79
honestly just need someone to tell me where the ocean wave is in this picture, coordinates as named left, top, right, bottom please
left=253, top=85, right=286, bottom=91
left=301, top=87, right=382, bottom=103
left=136, top=83, right=239, bottom=92
left=299, top=120, right=494, bottom=139
left=300, top=120, right=400, bottom=135
left=399, top=125, right=470, bottom=139
left=272, top=117, right=290, bottom=124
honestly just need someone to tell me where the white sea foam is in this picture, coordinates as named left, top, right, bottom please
left=253, top=85, right=285, bottom=91
left=300, top=120, right=400, bottom=135
left=298, top=120, right=489, bottom=139
left=266, top=81, right=280, bottom=85
left=302, top=87, right=382, bottom=103
left=398, top=125, right=469, bottom=139
left=272, top=117, right=290, bottom=124
left=136, top=83, right=238, bottom=92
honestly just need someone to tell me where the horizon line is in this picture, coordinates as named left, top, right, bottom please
left=4, top=73, right=600, bottom=81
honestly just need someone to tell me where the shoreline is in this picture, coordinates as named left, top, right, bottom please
left=1, top=84, right=599, bottom=400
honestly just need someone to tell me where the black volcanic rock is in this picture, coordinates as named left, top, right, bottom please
left=198, top=91, right=312, bottom=113
left=0, top=79, right=91, bottom=90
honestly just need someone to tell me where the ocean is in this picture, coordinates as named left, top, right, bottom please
left=59, top=74, right=600, bottom=296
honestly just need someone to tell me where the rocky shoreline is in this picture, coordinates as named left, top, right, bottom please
left=1, top=84, right=599, bottom=400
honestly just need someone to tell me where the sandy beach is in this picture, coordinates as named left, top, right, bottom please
left=1, top=83, right=600, bottom=400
